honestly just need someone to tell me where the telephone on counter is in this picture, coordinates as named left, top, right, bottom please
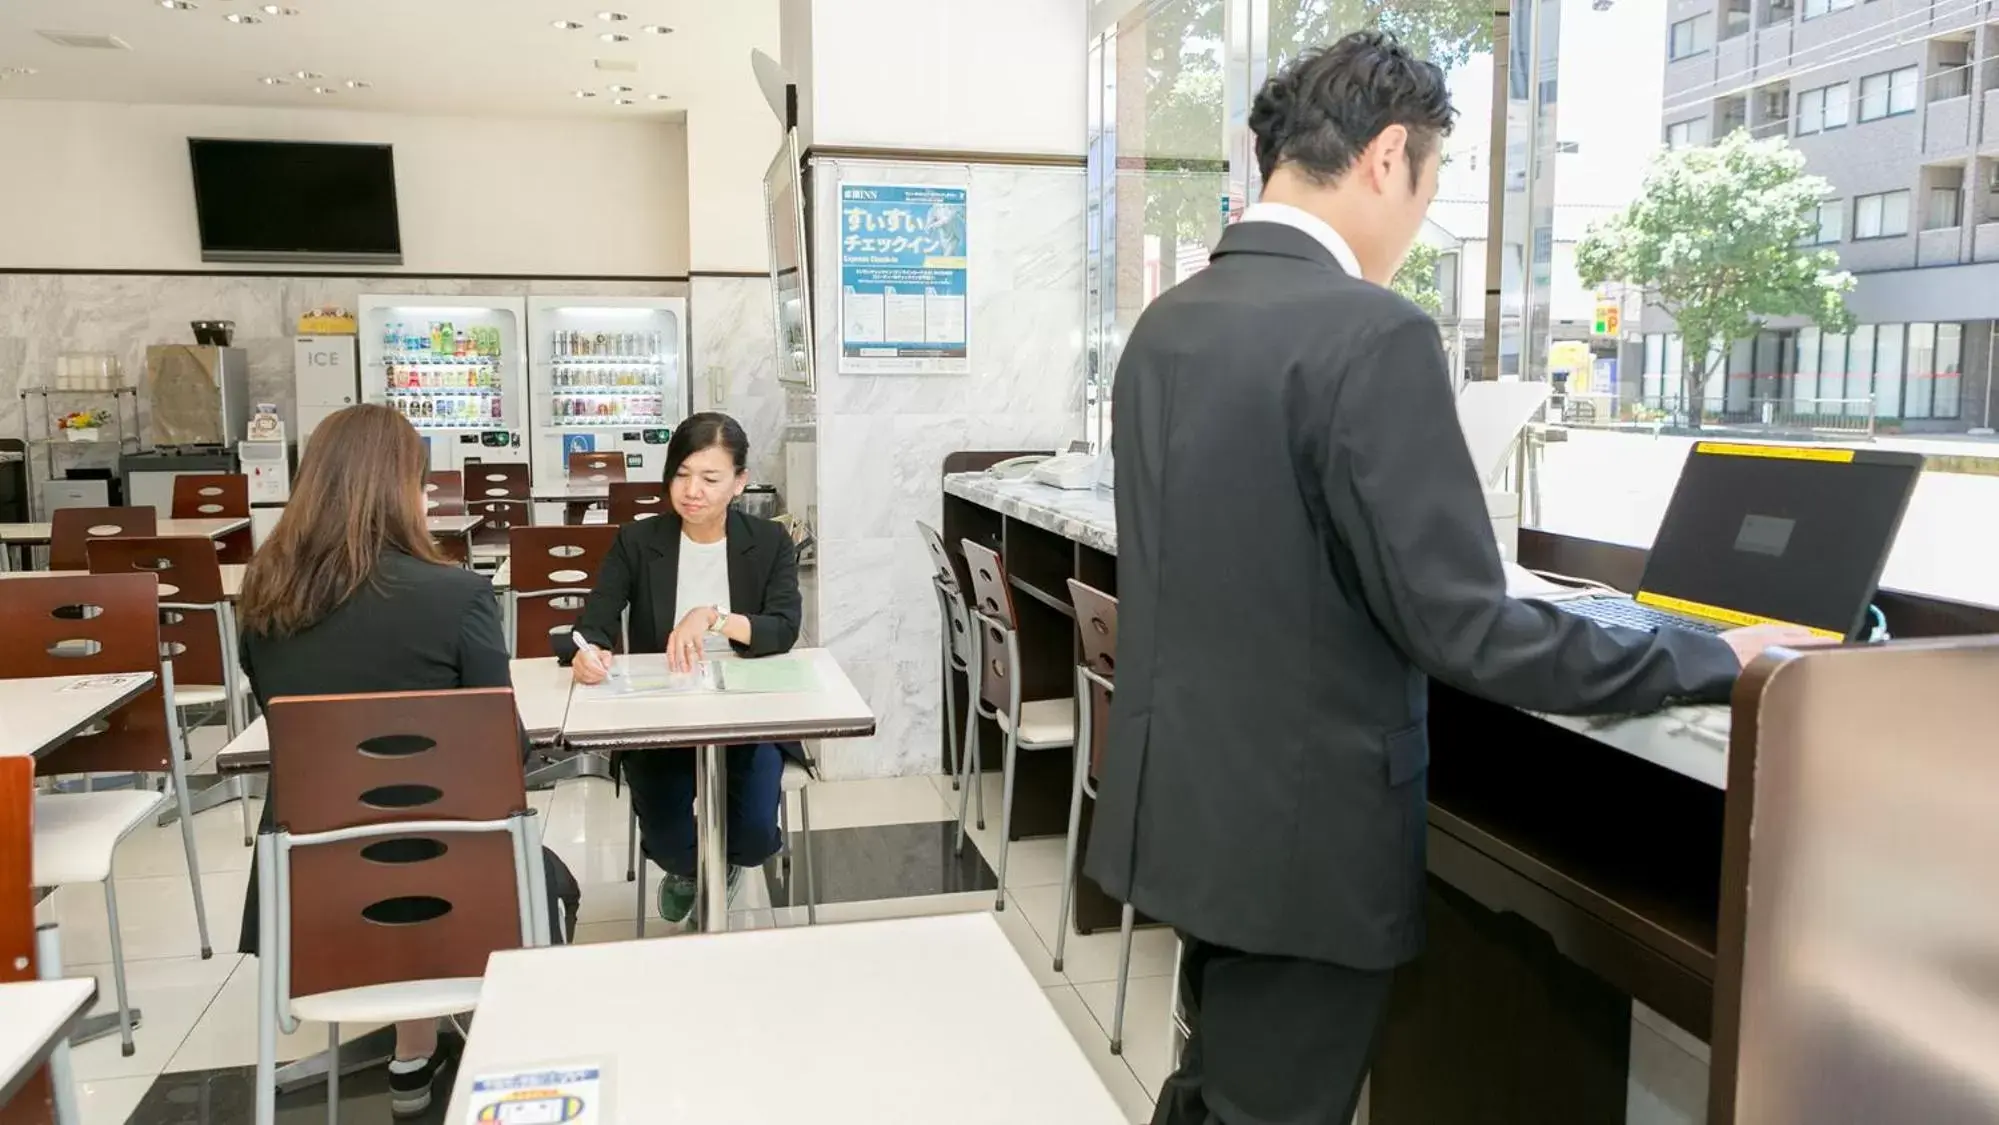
left=986, top=454, right=1048, bottom=481
left=1031, top=452, right=1104, bottom=490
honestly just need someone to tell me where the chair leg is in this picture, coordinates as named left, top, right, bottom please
left=102, top=879, right=137, bottom=1058
left=944, top=659, right=963, bottom=791
left=634, top=847, right=647, bottom=941
left=325, top=1021, right=340, bottom=1125
left=994, top=732, right=1019, bottom=912
left=953, top=714, right=976, bottom=855
left=778, top=792, right=792, bottom=880
left=256, top=954, right=277, bottom=1125
left=625, top=791, right=638, bottom=882
left=974, top=751, right=986, bottom=831
left=1110, top=903, right=1135, bottom=1055
left=239, top=776, right=256, bottom=848
left=1053, top=751, right=1090, bottom=972
left=173, top=768, right=215, bottom=959
left=800, top=787, right=817, bottom=926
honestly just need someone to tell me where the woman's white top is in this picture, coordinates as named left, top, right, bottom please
left=674, top=532, right=732, bottom=651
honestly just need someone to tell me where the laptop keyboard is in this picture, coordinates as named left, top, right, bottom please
left=1557, top=597, right=1726, bottom=636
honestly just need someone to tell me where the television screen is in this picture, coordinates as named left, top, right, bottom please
left=188, top=139, right=402, bottom=264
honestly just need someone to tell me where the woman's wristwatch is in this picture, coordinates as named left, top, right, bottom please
left=708, top=607, right=731, bottom=635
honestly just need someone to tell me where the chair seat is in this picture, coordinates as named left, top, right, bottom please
left=781, top=758, right=812, bottom=792
left=174, top=674, right=250, bottom=708
left=997, top=698, right=1076, bottom=749
left=32, top=790, right=170, bottom=885
left=290, top=977, right=485, bottom=1025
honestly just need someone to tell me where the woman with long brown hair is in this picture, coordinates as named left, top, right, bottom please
left=235, top=404, right=513, bottom=1116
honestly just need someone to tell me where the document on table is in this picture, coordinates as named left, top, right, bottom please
left=463, top=1064, right=605, bottom=1123
left=585, top=655, right=820, bottom=699
left=58, top=673, right=151, bottom=693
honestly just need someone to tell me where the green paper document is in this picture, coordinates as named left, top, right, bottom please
left=712, top=655, right=819, bottom=695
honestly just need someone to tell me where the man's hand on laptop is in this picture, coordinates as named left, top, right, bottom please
left=1720, top=623, right=1838, bottom=668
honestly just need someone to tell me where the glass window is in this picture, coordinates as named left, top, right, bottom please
left=1859, top=66, right=1919, bottom=120
left=1802, top=0, right=1856, bottom=18
left=1935, top=322, right=1963, bottom=418
left=1796, top=325, right=1822, bottom=404
left=1805, top=200, right=1843, bottom=244
left=1904, top=322, right=1936, bottom=419
left=1855, top=190, right=1911, bottom=238
left=1925, top=185, right=1962, bottom=229
left=1670, top=15, right=1712, bottom=59
left=1845, top=324, right=1875, bottom=416
left=1666, top=118, right=1710, bottom=148
left=1874, top=322, right=1905, bottom=418
left=1797, top=84, right=1850, bottom=133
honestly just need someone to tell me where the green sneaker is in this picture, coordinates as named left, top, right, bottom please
left=657, top=872, right=698, bottom=925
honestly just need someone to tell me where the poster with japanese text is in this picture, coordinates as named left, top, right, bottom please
left=837, top=182, right=970, bottom=375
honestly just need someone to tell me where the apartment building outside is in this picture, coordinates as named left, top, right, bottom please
left=1643, top=0, right=1999, bottom=432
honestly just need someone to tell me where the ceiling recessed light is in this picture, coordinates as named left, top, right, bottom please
left=597, top=11, right=629, bottom=21
left=259, top=75, right=288, bottom=85
left=260, top=4, right=299, bottom=14
left=648, top=93, right=670, bottom=101
left=607, top=83, right=632, bottom=93
left=293, top=70, right=321, bottom=79
left=574, top=89, right=597, bottom=98
left=311, top=86, right=334, bottom=94
left=551, top=19, right=583, bottom=30
left=641, top=24, right=672, bottom=34
left=224, top=12, right=260, bottom=23
left=599, top=32, right=629, bottom=43
left=160, top=0, right=198, bottom=9
left=345, top=79, right=370, bottom=89
left=613, top=98, right=634, bottom=106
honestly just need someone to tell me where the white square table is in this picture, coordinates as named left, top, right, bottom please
left=426, top=513, right=485, bottom=561
left=0, top=978, right=99, bottom=1107
left=0, top=563, right=246, bottom=600
left=443, top=914, right=1126, bottom=1125
left=0, top=673, right=157, bottom=760
left=0, top=517, right=249, bottom=572
left=559, top=647, right=874, bottom=931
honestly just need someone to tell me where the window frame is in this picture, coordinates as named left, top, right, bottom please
left=1858, top=65, right=1919, bottom=121
left=1796, top=83, right=1851, bottom=134
left=1669, top=14, right=1713, bottom=59
left=1854, top=189, right=1912, bottom=239
left=1807, top=199, right=1844, bottom=244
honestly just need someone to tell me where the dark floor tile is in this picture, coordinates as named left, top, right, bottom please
left=763, top=821, right=996, bottom=908
left=129, top=1063, right=452, bottom=1125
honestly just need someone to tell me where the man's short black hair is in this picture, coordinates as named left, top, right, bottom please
left=1250, top=30, right=1456, bottom=189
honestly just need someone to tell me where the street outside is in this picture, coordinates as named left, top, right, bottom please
left=1534, top=429, right=1999, bottom=610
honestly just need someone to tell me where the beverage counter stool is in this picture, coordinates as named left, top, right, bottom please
left=170, top=474, right=253, bottom=565
left=1055, top=580, right=1138, bottom=1054
left=253, top=687, right=553, bottom=1125
left=955, top=540, right=1073, bottom=912
left=916, top=522, right=976, bottom=799
left=48, top=507, right=155, bottom=571
left=1, top=573, right=215, bottom=1059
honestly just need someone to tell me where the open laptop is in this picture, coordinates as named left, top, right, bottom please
left=1554, top=442, right=1924, bottom=641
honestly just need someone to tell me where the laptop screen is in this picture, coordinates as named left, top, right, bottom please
left=1638, top=443, right=1923, bottom=638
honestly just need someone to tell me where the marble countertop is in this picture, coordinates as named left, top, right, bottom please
left=942, top=472, right=1117, bottom=554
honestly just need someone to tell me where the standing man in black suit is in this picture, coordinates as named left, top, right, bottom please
left=1083, top=31, right=1823, bottom=1125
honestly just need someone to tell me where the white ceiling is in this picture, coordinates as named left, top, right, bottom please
left=0, top=0, right=769, bottom=119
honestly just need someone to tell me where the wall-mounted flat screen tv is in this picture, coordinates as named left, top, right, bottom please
left=188, top=138, right=402, bottom=265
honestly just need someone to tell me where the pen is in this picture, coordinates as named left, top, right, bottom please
left=570, top=631, right=617, bottom=678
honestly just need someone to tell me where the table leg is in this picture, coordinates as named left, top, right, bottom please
left=696, top=743, right=728, bottom=933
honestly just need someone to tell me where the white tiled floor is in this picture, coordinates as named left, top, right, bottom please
left=36, top=749, right=1171, bottom=1124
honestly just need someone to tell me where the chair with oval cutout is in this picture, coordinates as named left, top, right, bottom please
left=606, top=480, right=665, bottom=527
left=423, top=472, right=469, bottom=565
left=504, top=525, right=621, bottom=659
left=0, top=572, right=215, bottom=1060
left=170, top=473, right=252, bottom=565
left=252, top=687, right=552, bottom=1125
left=954, top=540, right=1075, bottom=912
left=563, top=451, right=627, bottom=525
left=466, top=462, right=532, bottom=560
left=48, top=507, right=156, bottom=572
left=86, top=536, right=248, bottom=739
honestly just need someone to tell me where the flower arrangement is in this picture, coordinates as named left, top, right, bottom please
left=57, top=409, right=111, bottom=441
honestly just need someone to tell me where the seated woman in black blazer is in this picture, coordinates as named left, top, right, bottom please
left=234, top=404, right=520, bottom=1117
left=571, top=412, right=802, bottom=926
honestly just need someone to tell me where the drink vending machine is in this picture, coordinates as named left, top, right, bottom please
left=357, top=294, right=530, bottom=473
left=526, top=296, right=688, bottom=493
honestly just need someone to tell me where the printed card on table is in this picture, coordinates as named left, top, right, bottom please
left=464, top=1065, right=605, bottom=1124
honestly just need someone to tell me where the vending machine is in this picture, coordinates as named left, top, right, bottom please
left=358, top=295, right=529, bottom=472
left=526, top=296, right=687, bottom=492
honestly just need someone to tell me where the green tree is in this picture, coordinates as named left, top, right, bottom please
left=1575, top=129, right=1854, bottom=428
left=1392, top=241, right=1443, bottom=316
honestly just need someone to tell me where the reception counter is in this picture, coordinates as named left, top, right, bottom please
left=939, top=460, right=1999, bottom=1123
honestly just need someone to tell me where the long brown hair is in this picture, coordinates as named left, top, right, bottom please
left=238, top=404, right=444, bottom=638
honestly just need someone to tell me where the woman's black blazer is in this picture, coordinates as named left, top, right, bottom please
left=574, top=507, right=801, bottom=657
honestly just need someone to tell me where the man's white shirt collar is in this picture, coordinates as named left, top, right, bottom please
left=1238, top=202, right=1365, bottom=280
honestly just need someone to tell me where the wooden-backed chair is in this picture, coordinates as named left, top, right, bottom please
left=606, top=481, right=666, bottom=527
left=504, top=525, right=621, bottom=658
left=252, top=688, right=551, bottom=1125
left=465, top=463, right=531, bottom=557
left=1055, top=580, right=1137, bottom=1053
left=563, top=451, right=627, bottom=525
left=1, top=755, right=81, bottom=1125
left=48, top=507, right=155, bottom=571
left=0, top=573, right=214, bottom=1059
left=423, top=472, right=469, bottom=564
left=170, top=473, right=253, bottom=565
left=86, top=536, right=249, bottom=740
left=955, top=540, right=1075, bottom=910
